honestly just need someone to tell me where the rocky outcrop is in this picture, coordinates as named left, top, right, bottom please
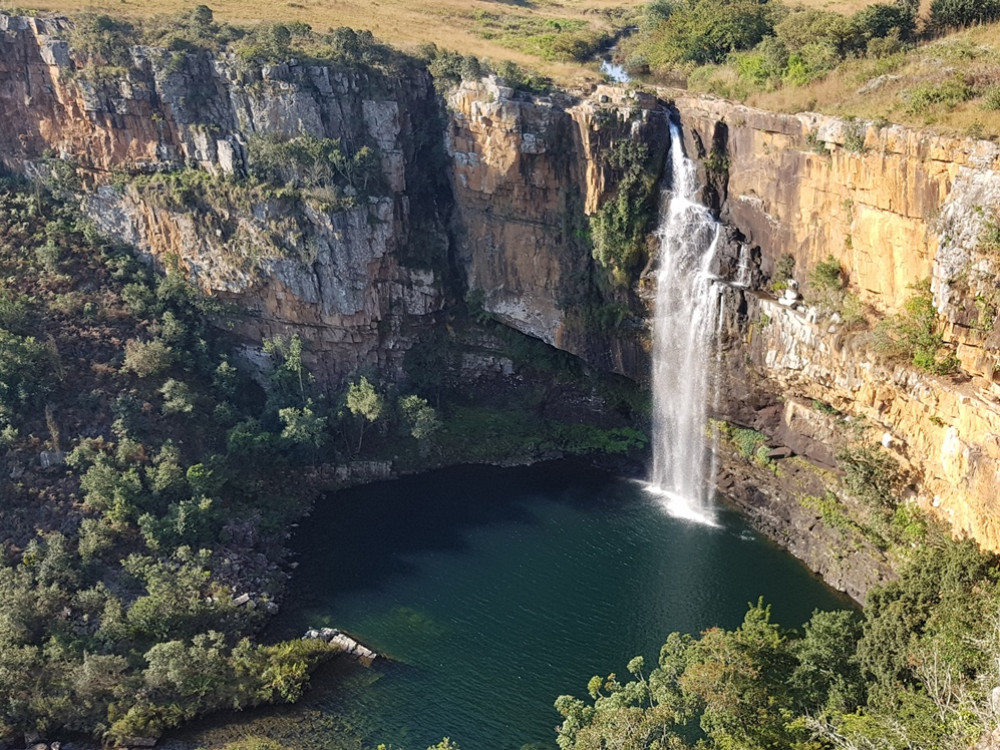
left=742, top=294, right=1000, bottom=550
left=303, top=627, right=379, bottom=666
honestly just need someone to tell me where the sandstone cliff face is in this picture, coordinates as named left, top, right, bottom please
left=446, top=80, right=668, bottom=376
left=671, top=93, right=1000, bottom=551
left=0, top=14, right=451, bottom=381
left=674, top=93, right=1000, bottom=383
left=745, top=295, right=1000, bottom=549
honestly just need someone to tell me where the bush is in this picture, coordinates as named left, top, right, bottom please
left=775, top=9, right=855, bottom=56
left=734, top=36, right=788, bottom=86
left=836, top=440, right=901, bottom=510
left=0, top=330, right=58, bottom=422
left=68, top=13, right=137, bottom=68
left=809, top=255, right=844, bottom=292
left=248, top=134, right=382, bottom=193
left=729, top=426, right=771, bottom=464
left=591, top=141, right=658, bottom=285
left=122, top=338, right=173, bottom=378
left=906, top=75, right=975, bottom=114
left=873, top=281, right=959, bottom=374
left=850, top=3, right=915, bottom=45
left=494, top=60, right=552, bottom=95
left=626, top=0, right=783, bottom=72
left=982, top=84, right=1000, bottom=111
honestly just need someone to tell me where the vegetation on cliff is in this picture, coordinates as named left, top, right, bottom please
left=0, top=176, right=347, bottom=744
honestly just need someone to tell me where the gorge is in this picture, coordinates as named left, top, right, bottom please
left=2, top=8, right=1000, bottom=749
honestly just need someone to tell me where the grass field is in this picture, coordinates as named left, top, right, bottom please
left=21, top=0, right=890, bottom=81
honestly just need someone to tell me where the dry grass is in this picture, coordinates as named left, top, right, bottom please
left=24, top=0, right=888, bottom=84
left=744, top=26, right=1000, bottom=137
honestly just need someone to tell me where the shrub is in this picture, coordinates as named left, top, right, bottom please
left=866, top=28, right=907, bottom=59
left=122, top=338, right=173, bottom=378
left=808, top=255, right=846, bottom=314
left=872, top=280, right=959, bottom=374
left=494, top=60, right=552, bottom=95
left=159, top=379, right=196, bottom=415
left=850, top=3, right=915, bottom=45
left=836, top=440, right=901, bottom=510
left=591, top=141, right=658, bottom=285
left=248, top=134, right=382, bottom=193
left=982, top=84, right=1000, bottom=111
left=783, top=41, right=841, bottom=85
left=734, top=36, right=788, bottom=86
left=730, top=426, right=770, bottom=463
left=905, top=75, right=974, bottom=114
left=622, top=0, right=784, bottom=75
left=775, top=9, right=854, bottom=56
left=68, top=13, right=137, bottom=68
left=842, top=119, right=867, bottom=152
left=0, top=330, right=58, bottom=421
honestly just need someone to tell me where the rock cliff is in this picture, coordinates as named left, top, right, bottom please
left=446, top=80, right=667, bottom=376
left=671, top=93, right=1000, bottom=552
left=3, top=12, right=1000, bottom=565
left=0, top=13, right=452, bottom=381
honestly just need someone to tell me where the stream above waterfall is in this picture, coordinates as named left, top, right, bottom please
left=180, top=462, right=851, bottom=750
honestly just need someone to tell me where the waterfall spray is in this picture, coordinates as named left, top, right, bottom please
left=646, top=119, right=722, bottom=525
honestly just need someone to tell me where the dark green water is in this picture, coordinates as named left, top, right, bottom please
left=192, top=462, right=850, bottom=750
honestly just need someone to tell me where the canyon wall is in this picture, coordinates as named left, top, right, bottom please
left=3, top=12, right=1000, bottom=557
left=446, top=79, right=666, bottom=376
left=671, top=93, right=1000, bottom=551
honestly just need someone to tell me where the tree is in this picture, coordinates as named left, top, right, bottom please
left=0, top=330, right=58, bottom=420
left=191, top=4, right=214, bottom=28
left=278, top=403, right=327, bottom=450
left=263, top=333, right=309, bottom=403
left=160, top=379, right=196, bottom=415
left=346, top=376, right=385, bottom=453
left=646, top=0, right=781, bottom=66
left=790, top=609, right=865, bottom=715
left=399, top=394, right=441, bottom=447
left=122, top=338, right=173, bottom=378
left=930, top=0, right=1000, bottom=29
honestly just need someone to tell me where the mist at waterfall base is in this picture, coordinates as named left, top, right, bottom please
left=182, top=463, right=851, bottom=750
left=647, top=120, right=723, bottom=525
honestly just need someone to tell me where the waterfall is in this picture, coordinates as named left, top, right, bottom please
left=646, top=119, right=722, bottom=525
